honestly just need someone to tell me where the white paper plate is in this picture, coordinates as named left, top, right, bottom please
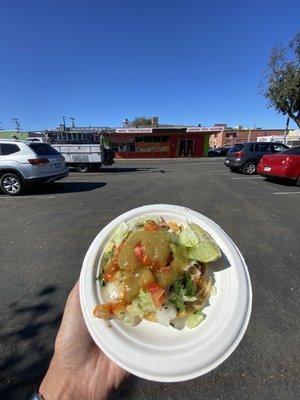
left=80, top=204, right=252, bottom=382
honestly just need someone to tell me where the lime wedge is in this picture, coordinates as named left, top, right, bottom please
left=188, top=222, right=221, bottom=263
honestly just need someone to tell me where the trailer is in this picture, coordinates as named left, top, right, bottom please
left=52, top=144, right=114, bottom=172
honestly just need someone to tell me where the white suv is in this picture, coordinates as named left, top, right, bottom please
left=0, top=140, right=69, bottom=195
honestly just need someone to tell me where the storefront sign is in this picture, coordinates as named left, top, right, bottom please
left=116, top=128, right=153, bottom=133
left=186, top=127, right=224, bottom=132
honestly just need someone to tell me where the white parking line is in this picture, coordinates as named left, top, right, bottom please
left=273, top=192, right=300, bottom=195
left=231, top=176, right=263, bottom=180
left=209, top=169, right=227, bottom=172
left=0, top=195, right=56, bottom=199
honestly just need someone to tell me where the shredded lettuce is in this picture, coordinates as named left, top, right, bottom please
left=112, top=222, right=130, bottom=246
left=95, top=271, right=105, bottom=286
left=138, top=289, right=156, bottom=313
left=185, top=311, right=206, bottom=329
left=124, top=299, right=143, bottom=326
left=135, top=215, right=162, bottom=226
left=123, top=289, right=156, bottom=327
left=104, top=239, right=115, bottom=253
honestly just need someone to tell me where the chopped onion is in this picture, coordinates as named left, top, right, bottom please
left=156, top=306, right=177, bottom=327
left=101, top=281, right=120, bottom=301
left=171, top=316, right=189, bottom=330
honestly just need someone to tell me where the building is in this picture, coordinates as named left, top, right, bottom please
left=209, top=127, right=285, bottom=148
left=106, top=126, right=222, bottom=158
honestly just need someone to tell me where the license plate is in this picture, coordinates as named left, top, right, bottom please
left=264, top=166, right=271, bottom=172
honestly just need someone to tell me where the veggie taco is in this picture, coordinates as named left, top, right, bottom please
left=94, top=216, right=221, bottom=329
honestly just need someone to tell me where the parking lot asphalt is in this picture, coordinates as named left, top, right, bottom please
left=0, top=158, right=299, bottom=400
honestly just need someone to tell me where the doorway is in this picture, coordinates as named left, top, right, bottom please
left=179, top=139, right=194, bottom=157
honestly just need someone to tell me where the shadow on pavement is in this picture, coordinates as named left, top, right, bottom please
left=69, top=167, right=166, bottom=173
left=100, top=167, right=166, bottom=173
left=26, top=181, right=107, bottom=195
left=0, top=285, right=62, bottom=400
left=262, top=177, right=299, bottom=187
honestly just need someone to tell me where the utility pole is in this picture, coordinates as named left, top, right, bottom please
left=62, top=116, right=66, bottom=130
left=12, top=118, right=21, bottom=132
left=70, top=117, right=75, bottom=128
left=247, top=124, right=256, bottom=142
left=283, top=116, right=290, bottom=145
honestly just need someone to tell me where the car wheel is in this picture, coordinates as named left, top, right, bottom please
left=78, top=164, right=88, bottom=173
left=0, top=173, right=24, bottom=196
left=243, top=162, right=256, bottom=175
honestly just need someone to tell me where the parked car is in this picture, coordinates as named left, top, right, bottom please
left=224, top=142, right=289, bottom=174
left=257, top=146, right=300, bottom=185
left=208, top=147, right=231, bottom=157
left=0, top=140, right=68, bottom=195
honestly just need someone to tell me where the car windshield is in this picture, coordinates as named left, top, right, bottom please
left=29, top=143, right=60, bottom=156
left=228, top=144, right=244, bottom=153
left=281, top=147, right=300, bottom=155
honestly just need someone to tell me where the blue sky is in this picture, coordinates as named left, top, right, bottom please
left=0, top=0, right=299, bottom=131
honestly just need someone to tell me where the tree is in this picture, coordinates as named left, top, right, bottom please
left=263, top=32, right=300, bottom=128
left=131, top=116, right=153, bottom=127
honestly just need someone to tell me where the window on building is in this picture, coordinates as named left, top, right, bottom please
left=135, top=136, right=144, bottom=142
left=144, top=136, right=152, bottom=143
left=161, top=136, right=169, bottom=142
left=118, top=143, right=135, bottom=152
left=153, top=136, right=161, bottom=142
left=225, top=132, right=237, bottom=138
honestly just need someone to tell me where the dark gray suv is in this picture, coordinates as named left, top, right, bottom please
left=224, top=142, right=289, bottom=174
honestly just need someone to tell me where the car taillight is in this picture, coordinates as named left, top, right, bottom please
left=233, top=151, right=245, bottom=158
left=28, top=158, right=49, bottom=166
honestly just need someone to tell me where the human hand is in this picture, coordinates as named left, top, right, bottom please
left=39, top=282, right=128, bottom=400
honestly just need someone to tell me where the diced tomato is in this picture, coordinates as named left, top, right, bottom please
left=151, top=288, right=166, bottom=308
left=93, top=300, right=125, bottom=319
left=144, top=221, right=160, bottom=232
left=160, top=266, right=172, bottom=275
left=134, top=241, right=143, bottom=259
left=146, top=283, right=161, bottom=293
left=93, top=303, right=113, bottom=319
left=103, top=260, right=119, bottom=282
left=134, top=242, right=151, bottom=266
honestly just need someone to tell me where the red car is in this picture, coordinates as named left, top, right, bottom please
left=257, top=146, right=300, bottom=185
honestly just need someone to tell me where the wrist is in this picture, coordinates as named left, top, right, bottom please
left=39, top=357, right=74, bottom=400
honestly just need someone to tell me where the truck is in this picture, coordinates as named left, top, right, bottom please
left=52, top=143, right=114, bottom=172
